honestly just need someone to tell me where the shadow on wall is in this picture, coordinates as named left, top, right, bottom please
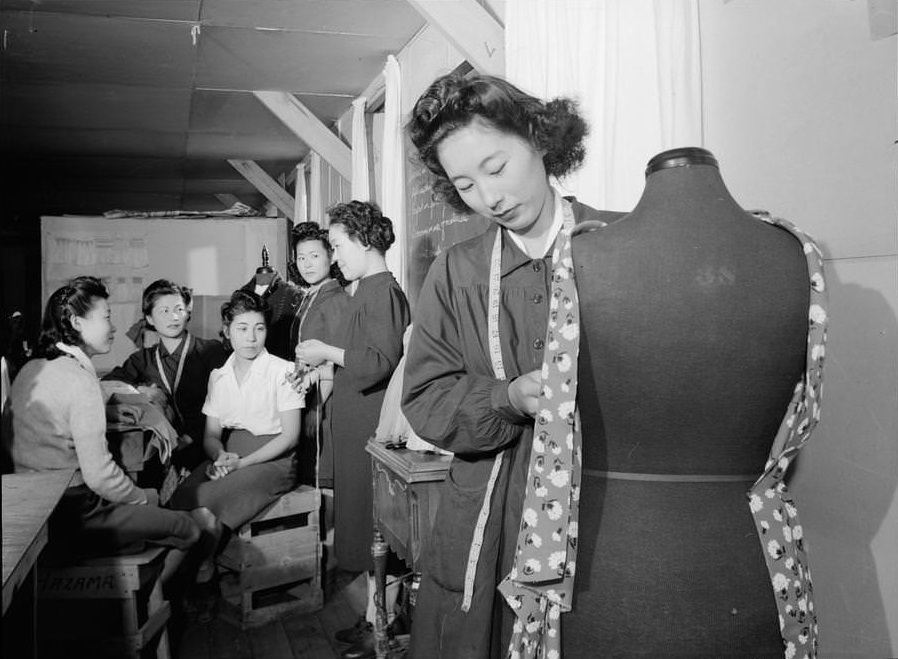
left=791, top=257, right=898, bottom=658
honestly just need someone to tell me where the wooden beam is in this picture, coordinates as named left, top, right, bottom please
left=227, top=159, right=295, bottom=220
left=406, top=0, right=505, bottom=76
left=253, top=91, right=352, bottom=181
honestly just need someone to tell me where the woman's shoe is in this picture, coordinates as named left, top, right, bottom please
left=340, top=634, right=376, bottom=659
left=335, top=616, right=372, bottom=645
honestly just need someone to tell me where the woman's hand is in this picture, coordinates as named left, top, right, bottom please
left=299, top=368, right=320, bottom=395
left=508, top=370, right=542, bottom=417
left=286, top=364, right=319, bottom=394
left=137, top=384, right=169, bottom=408
left=295, top=339, right=330, bottom=368
left=142, top=488, right=160, bottom=506
left=105, top=402, right=142, bottom=425
left=207, top=451, right=240, bottom=480
left=286, top=364, right=306, bottom=392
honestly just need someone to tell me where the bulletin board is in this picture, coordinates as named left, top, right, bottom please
left=404, top=139, right=489, bottom=307
left=40, top=215, right=288, bottom=372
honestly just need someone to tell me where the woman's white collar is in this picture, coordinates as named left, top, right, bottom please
left=505, top=189, right=565, bottom=259
left=55, top=342, right=97, bottom=377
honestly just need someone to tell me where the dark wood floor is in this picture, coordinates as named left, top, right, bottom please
left=172, top=570, right=364, bottom=659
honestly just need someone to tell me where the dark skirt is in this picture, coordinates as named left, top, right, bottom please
left=297, top=388, right=331, bottom=487
left=168, top=429, right=297, bottom=530
left=48, top=484, right=198, bottom=560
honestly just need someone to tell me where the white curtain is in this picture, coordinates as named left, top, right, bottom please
left=294, top=162, right=308, bottom=223
left=351, top=96, right=371, bottom=202
left=309, top=152, right=323, bottom=226
left=505, top=0, right=702, bottom=212
left=381, top=55, right=407, bottom=290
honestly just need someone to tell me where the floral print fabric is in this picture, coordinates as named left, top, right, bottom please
left=498, top=199, right=581, bottom=659
left=747, top=211, right=827, bottom=659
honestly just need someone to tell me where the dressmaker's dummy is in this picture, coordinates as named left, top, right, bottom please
left=240, top=245, right=300, bottom=359
left=567, top=148, right=810, bottom=655
left=252, top=245, right=277, bottom=293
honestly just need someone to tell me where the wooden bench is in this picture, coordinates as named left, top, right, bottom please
left=217, top=485, right=323, bottom=629
left=37, top=546, right=172, bottom=659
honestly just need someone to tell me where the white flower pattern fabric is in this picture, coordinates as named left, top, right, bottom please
left=747, top=210, right=827, bottom=659
left=498, top=199, right=581, bottom=659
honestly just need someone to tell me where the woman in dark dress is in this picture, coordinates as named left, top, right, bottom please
left=295, top=201, right=410, bottom=642
left=400, top=74, right=614, bottom=658
left=287, top=222, right=349, bottom=486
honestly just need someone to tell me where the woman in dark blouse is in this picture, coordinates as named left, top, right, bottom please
left=287, top=221, right=349, bottom=486
left=104, top=279, right=227, bottom=471
left=400, top=74, right=616, bottom=658
left=295, top=201, right=410, bottom=573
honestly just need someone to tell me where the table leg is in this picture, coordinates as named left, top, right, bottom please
left=30, top=568, right=37, bottom=659
left=371, top=528, right=390, bottom=659
left=1, top=567, right=38, bottom=658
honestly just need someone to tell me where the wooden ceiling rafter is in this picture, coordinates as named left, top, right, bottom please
left=406, top=0, right=504, bottom=75
left=227, top=159, right=295, bottom=220
left=253, top=91, right=353, bottom=181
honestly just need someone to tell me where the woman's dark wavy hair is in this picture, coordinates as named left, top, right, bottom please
left=327, top=201, right=395, bottom=255
left=406, top=73, right=588, bottom=213
left=290, top=221, right=348, bottom=287
left=219, top=289, right=271, bottom=348
left=37, top=276, right=109, bottom=359
left=141, top=279, right=192, bottom=327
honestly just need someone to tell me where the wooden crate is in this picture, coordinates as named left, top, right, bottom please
left=37, top=546, right=172, bottom=659
left=217, top=486, right=323, bottom=628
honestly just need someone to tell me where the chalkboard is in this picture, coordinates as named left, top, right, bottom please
left=405, top=136, right=489, bottom=307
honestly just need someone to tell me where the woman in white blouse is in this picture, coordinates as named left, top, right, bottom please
left=168, top=289, right=303, bottom=621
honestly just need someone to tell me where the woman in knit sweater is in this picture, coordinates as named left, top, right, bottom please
left=6, top=276, right=200, bottom=582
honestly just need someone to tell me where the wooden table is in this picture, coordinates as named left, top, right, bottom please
left=2, top=469, right=75, bottom=614
left=366, top=440, right=450, bottom=659
left=2, top=469, right=75, bottom=657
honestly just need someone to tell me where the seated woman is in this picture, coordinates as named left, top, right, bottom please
left=168, top=289, right=303, bottom=621
left=6, top=276, right=200, bottom=582
left=104, top=279, right=227, bottom=471
left=288, top=221, right=349, bottom=486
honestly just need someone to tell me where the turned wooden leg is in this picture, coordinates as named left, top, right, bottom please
left=372, top=528, right=390, bottom=659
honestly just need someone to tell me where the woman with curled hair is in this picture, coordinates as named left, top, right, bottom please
left=401, top=74, right=622, bottom=657
left=168, top=289, right=304, bottom=621
left=408, top=73, right=588, bottom=215
left=6, top=276, right=200, bottom=579
left=295, top=201, right=410, bottom=642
